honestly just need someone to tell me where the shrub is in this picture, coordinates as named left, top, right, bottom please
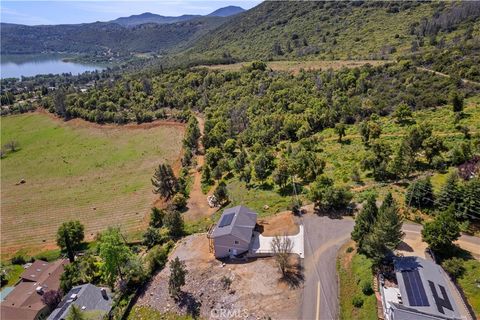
left=346, top=247, right=354, bottom=253
left=221, top=276, right=232, bottom=290
left=146, top=245, right=169, bottom=275
left=352, top=296, right=364, bottom=308
left=361, top=281, right=374, bottom=295
left=11, top=255, right=26, bottom=265
left=442, top=258, right=465, bottom=279
left=172, top=193, right=187, bottom=210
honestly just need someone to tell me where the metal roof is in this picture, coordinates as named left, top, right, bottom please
left=392, top=256, right=462, bottom=320
left=211, top=205, right=257, bottom=243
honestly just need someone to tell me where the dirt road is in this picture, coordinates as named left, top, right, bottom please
left=183, top=115, right=216, bottom=222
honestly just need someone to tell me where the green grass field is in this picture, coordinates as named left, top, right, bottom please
left=337, top=244, right=377, bottom=320
left=0, top=113, right=184, bottom=256
left=457, top=259, right=480, bottom=316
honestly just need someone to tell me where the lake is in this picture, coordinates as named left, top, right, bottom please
left=0, top=55, right=104, bottom=79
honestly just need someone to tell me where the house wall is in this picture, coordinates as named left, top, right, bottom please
left=213, top=235, right=250, bottom=258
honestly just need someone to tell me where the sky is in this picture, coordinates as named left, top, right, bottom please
left=0, top=0, right=262, bottom=25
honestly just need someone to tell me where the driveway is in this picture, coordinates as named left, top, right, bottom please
left=250, top=225, right=305, bottom=258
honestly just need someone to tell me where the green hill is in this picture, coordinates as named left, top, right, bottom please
left=173, top=1, right=480, bottom=66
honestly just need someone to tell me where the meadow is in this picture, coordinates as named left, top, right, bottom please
left=0, top=113, right=184, bottom=256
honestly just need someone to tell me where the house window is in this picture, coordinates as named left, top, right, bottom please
left=234, top=240, right=239, bottom=245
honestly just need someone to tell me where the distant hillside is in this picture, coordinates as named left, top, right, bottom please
left=0, top=5, right=245, bottom=55
left=111, top=12, right=199, bottom=27
left=0, top=16, right=226, bottom=55
left=180, top=1, right=480, bottom=63
left=111, top=6, right=244, bottom=27
left=208, top=6, right=245, bottom=17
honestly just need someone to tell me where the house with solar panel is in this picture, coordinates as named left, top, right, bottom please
left=207, top=205, right=258, bottom=258
left=379, top=256, right=465, bottom=320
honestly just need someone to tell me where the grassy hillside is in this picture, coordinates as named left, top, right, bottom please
left=0, top=113, right=184, bottom=254
left=176, top=1, right=480, bottom=65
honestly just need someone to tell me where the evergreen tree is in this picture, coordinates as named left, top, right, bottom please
left=351, top=195, right=378, bottom=249
left=149, top=207, right=165, bottom=228
left=422, top=205, right=460, bottom=252
left=143, top=227, right=162, bottom=249
left=459, top=178, right=480, bottom=220
left=214, top=180, right=229, bottom=205
left=151, top=164, right=178, bottom=200
left=164, top=209, right=184, bottom=239
left=436, top=173, right=459, bottom=210
left=451, top=92, right=464, bottom=113
left=374, top=194, right=404, bottom=251
left=405, top=178, right=434, bottom=209
left=169, top=257, right=187, bottom=300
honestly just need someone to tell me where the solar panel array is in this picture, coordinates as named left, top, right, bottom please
left=218, top=213, right=235, bottom=227
left=402, top=270, right=430, bottom=307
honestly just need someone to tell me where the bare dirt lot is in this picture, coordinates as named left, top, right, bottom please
left=258, top=211, right=299, bottom=236
left=136, top=234, right=301, bottom=319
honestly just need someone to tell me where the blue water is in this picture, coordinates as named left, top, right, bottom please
left=0, top=55, right=104, bottom=79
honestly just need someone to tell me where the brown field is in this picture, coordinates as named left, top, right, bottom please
left=1, top=113, right=184, bottom=256
left=199, top=60, right=391, bottom=74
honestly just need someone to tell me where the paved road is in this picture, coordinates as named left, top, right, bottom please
left=300, top=214, right=354, bottom=320
left=299, top=214, right=480, bottom=320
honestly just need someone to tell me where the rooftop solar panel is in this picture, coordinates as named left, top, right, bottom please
left=402, top=270, right=429, bottom=307
left=218, top=213, right=235, bottom=227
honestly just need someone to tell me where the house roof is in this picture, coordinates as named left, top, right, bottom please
left=48, top=284, right=113, bottom=320
left=211, top=205, right=257, bottom=243
left=391, top=256, right=462, bottom=320
left=1, top=259, right=68, bottom=320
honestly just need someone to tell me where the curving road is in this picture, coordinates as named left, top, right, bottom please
left=299, top=212, right=480, bottom=320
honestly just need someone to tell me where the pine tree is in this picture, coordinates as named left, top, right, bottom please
left=436, top=173, right=459, bottom=210
left=351, top=195, right=378, bottom=249
left=375, top=194, right=404, bottom=251
left=164, top=209, right=184, bottom=239
left=151, top=164, right=178, bottom=200
left=169, top=257, right=187, bottom=300
left=405, top=178, right=434, bottom=209
left=149, top=207, right=165, bottom=228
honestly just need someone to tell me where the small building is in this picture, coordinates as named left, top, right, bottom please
left=0, top=259, right=68, bottom=320
left=380, top=256, right=464, bottom=320
left=208, top=205, right=257, bottom=258
left=47, top=284, right=113, bottom=320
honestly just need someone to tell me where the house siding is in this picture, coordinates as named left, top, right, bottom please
left=213, top=235, right=250, bottom=258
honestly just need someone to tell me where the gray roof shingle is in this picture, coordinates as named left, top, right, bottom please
left=211, top=205, right=257, bottom=242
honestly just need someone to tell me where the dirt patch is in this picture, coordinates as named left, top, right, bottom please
left=258, top=211, right=299, bottom=236
left=136, top=234, right=301, bottom=319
